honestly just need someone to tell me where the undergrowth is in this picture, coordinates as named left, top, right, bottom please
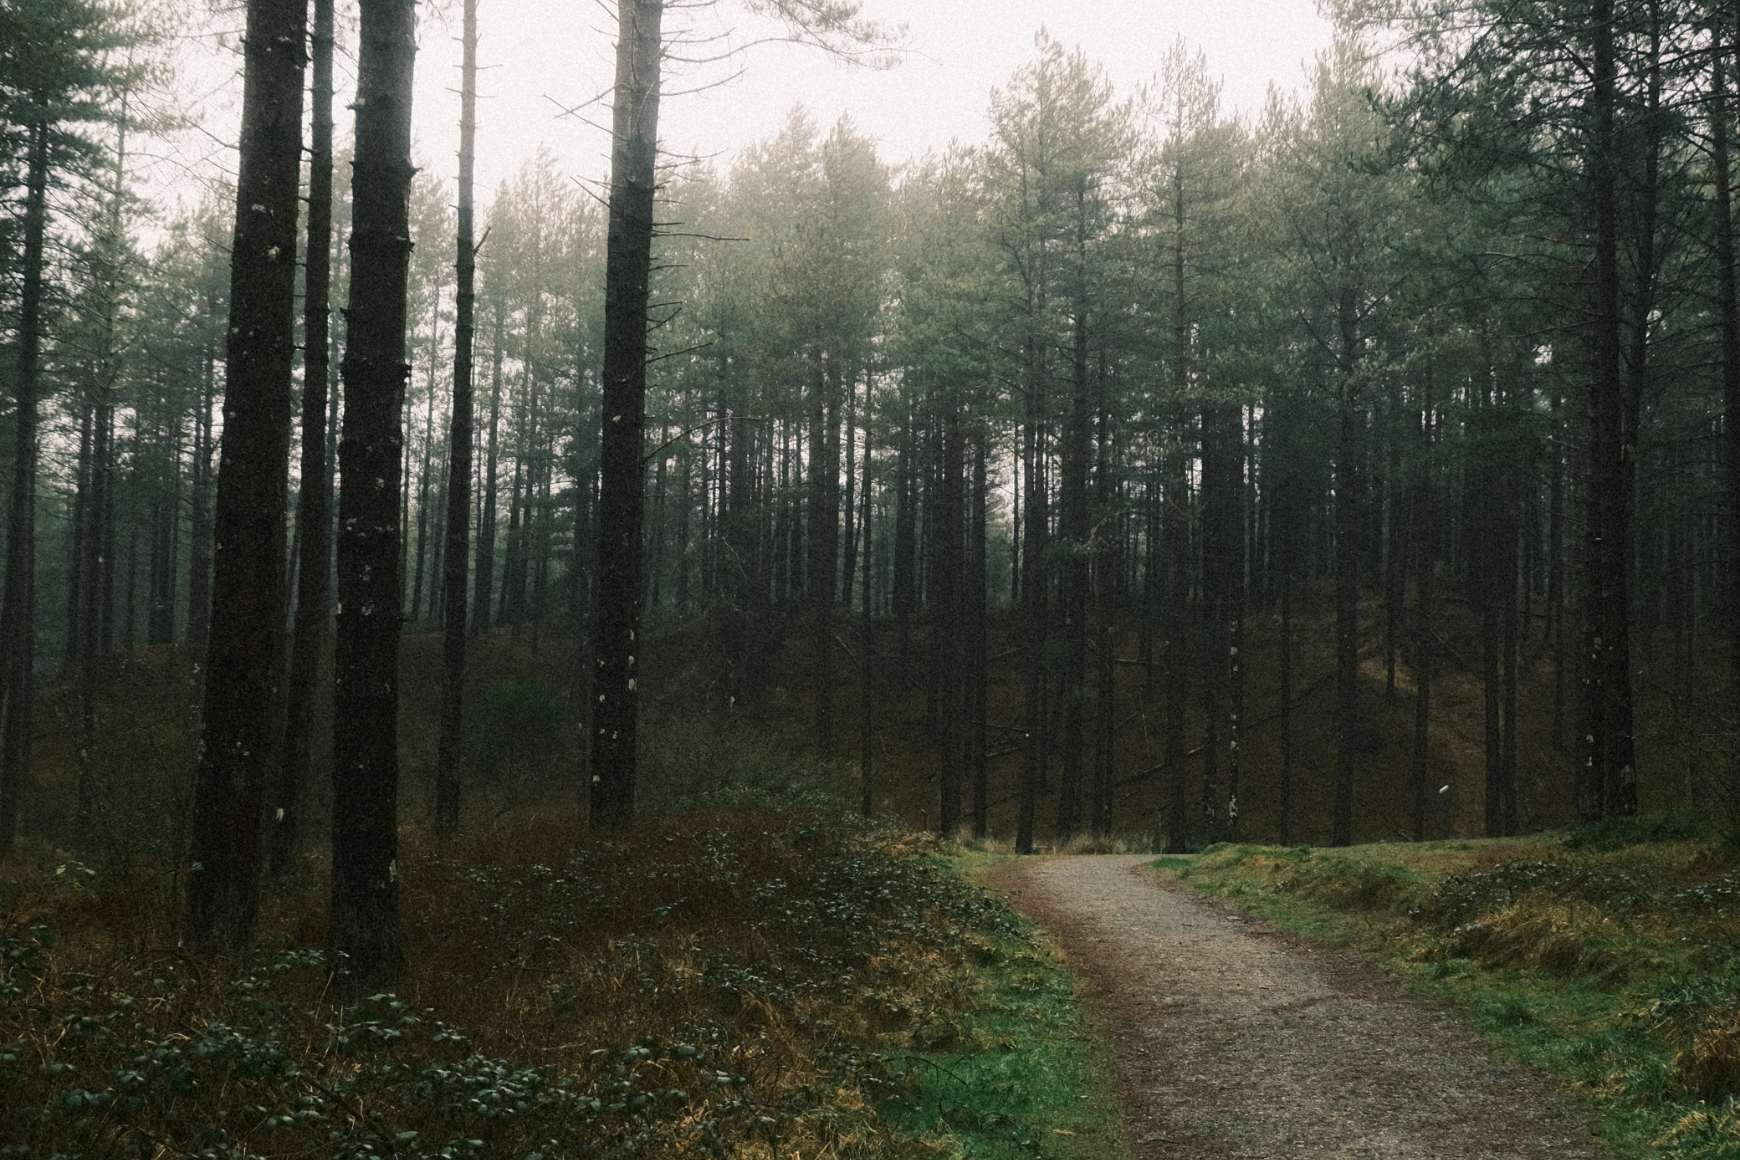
left=1160, top=812, right=1740, bottom=1159
left=1, top=796, right=1122, bottom=1158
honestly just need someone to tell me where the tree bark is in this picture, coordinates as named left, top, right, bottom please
left=271, top=0, right=335, bottom=877
left=1332, top=287, right=1363, bottom=848
left=186, top=0, right=307, bottom=949
left=1578, top=0, right=1639, bottom=821
left=330, top=0, right=416, bottom=986
left=937, top=407, right=965, bottom=836
left=589, top=0, right=662, bottom=829
left=472, top=303, right=503, bottom=635
left=436, top=0, right=479, bottom=836
left=1717, top=12, right=1740, bottom=818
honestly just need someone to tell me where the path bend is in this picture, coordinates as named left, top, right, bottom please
left=1001, top=854, right=1606, bottom=1159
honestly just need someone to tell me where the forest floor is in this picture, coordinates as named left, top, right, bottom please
left=999, top=855, right=1608, bottom=1159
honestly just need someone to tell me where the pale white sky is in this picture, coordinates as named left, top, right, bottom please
left=142, top=2, right=1335, bottom=229
left=409, top=0, right=1336, bottom=199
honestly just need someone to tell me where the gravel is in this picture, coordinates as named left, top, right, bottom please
left=1000, top=854, right=1608, bottom=1159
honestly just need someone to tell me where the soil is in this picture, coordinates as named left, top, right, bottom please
left=998, top=855, right=1609, bottom=1159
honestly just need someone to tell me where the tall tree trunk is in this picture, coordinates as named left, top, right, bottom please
left=76, top=396, right=110, bottom=855
left=1715, top=11, right=1740, bottom=819
left=186, top=0, right=307, bottom=949
left=436, top=0, right=479, bottom=836
left=1055, top=306, right=1091, bottom=842
left=186, top=325, right=217, bottom=649
left=472, top=303, right=504, bottom=635
left=1016, top=343, right=1049, bottom=856
left=410, top=305, right=440, bottom=621
left=1410, top=367, right=1436, bottom=842
left=859, top=407, right=875, bottom=818
left=810, top=365, right=838, bottom=756
left=1332, top=288, right=1364, bottom=847
left=1579, top=0, right=1639, bottom=820
left=66, top=406, right=92, bottom=673
left=1091, top=365, right=1116, bottom=839
left=330, top=0, right=416, bottom=986
left=589, top=0, right=663, bottom=829
left=271, top=0, right=335, bottom=877
left=74, top=109, right=126, bottom=847
left=841, top=373, right=859, bottom=610
left=970, top=424, right=990, bottom=840
left=1163, top=172, right=1191, bottom=852
left=937, top=407, right=965, bottom=836
left=0, top=115, right=48, bottom=859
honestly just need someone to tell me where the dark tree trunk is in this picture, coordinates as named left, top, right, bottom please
left=937, top=407, right=965, bottom=836
left=1715, top=15, right=1740, bottom=817
left=841, top=374, right=859, bottom=610
left=330, top=0, right=416, bottom=987
left=1055, top=307, right=1091, bottom=842
left=0, top=115, right=48, bottom=859
left=410, top=325, right=438, bottom=621
left=472, top=303, right=504, bottom=635
left=1578, top=0, right=1639, bottom=820
left=1332, top=289, right=1363, bottom=848
left=859, top=408, right=875, bottom=818
left=436, top=0, right=479, bottom=837
left=970, top=423, right=990, bottom=840
left=271, top=0, right=335, bottom=877
left=75, top=395, right=110, bottom=855
left=1410, top=370, right=1435, bottom=842
left=186, top=326, right=217, bottom=649
left=1091, top=363, right=1116, bottom=839
left=66, top=406, right=92, bottom=674
left=810, top=366, right=838, bottom=756
left=589, top=0, right=663, bottom=829
left=186, top=0, right=307, bottom=949
left=1016, top=347, right=1048, bottom=856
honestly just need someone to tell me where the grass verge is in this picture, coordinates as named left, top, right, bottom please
left=1, top=796, right=1124, bottom=1159
left=876, top=849, right=1130, bottom=1160
left=1157, top=812, right=1740, bottom=1159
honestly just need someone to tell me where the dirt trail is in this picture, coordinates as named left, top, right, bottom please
left=1000, top=855, right=1606, bottom=1159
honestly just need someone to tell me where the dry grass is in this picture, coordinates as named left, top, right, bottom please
left=0, top=799, right=1030, bottom=1158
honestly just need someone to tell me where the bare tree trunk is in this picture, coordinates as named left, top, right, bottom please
left=186, top=323, right=217, bottom=650
left=271, top=0, right=335, bottom=877
left=971, top=422, right=990, bottom=839
left=1332, top=288, right=1364, bottom=848
left=1091, top=365, right=1116, bottom=838
left=1410, top=369, right=1435, bottom=842
left=1578, top=0, right=1639, bottom=820
left=1016, top=347, right=1049, bottom=855
left=1056, top=306, right=1091, bottom=842
left=859, top=406, right=875, bottom=818
left=472, top=302, right=503, bottom=634
left=810, top=365, right=838, bottom=756
left=1715, top=13, right=1740, bottom=818
left=937, top=407, right=964, bottom=836
left=589, top=0, right=663, bottom=829
left=410, top=303, right=440, bottom=621
left=0, top=113, right=49, bottom=859
left=330, top=0, right=416, bottom=986
left=186, top=0, right=307, bottom=949
left=436, top=0, right=479, bottom=836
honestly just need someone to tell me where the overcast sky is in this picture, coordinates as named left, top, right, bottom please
left=405, top=0, right=1336, bottom=200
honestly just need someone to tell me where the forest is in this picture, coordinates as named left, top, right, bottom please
left=2, top=0, right=1738, bottom=978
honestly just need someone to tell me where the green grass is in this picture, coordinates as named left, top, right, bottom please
left=1156, top=820, right=1740, bottom=1160
left=869, top=851, right=1130, bottom=1160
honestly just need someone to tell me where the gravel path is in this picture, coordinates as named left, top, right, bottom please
left=1000, top=855, right=1607, bottom=1159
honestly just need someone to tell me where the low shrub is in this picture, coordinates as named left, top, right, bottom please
left=1562, top=807, right=1714, bottom=852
